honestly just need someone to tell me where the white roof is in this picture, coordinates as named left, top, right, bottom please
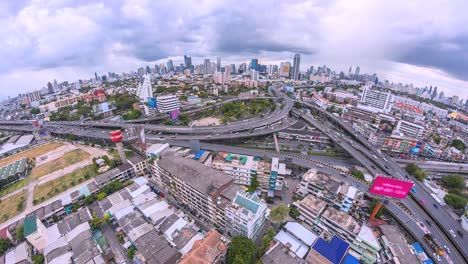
left=149, top=208, right=174, bottom=224
left=141, top=200, right=170, bottom=217
left=66, top=222, right=91, bottom=242
left=114, top=205, right=135, bottom=220
left=44, top=236, right=68, bottom=257
left=146, top=143, right=170, bottom=156
left=346, top=186, right=358, bottom=199
left=284, top=222, right=318, bottom=246
left=133, top=177, right=148, bottom=187
left=357, top=225, right=381, bottom=250
left=129, top=185, right=150, bottom=198
left=46, top=224, right=61, bottom=242
left=164, top=217, right=188, bottom=241
left=275, top=230, right=309, bottom=258
left=48, top=252, right=73, bottom=264
left=108, top=199, right=132, bottom=215
left=132, top=192, right=157, bottom=206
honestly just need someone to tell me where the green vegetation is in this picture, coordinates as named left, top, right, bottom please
left=96, top=192, right=107, bottom=201
left=219, top=99, right=273, bottom=123
left=452, top=139, right=466, bottom=151
left=127, top=247, right=137, bottom=259
left=351, top=170, right=365, bottom=181
left=110, top=93, right=139, bottom=111
left=444, top=193, right=467, bottom=209
left=179, top=95, right=188, bottom=101
left=89, top=213, right=102, bottom=229
left=247, top=174, right=259, bottom=193
left=257, top=228, right=275, bottom=258
left=270, top=205, right=289, bottom=223
left=163, top=120, right=174, bottom=125
left=155, top=86, right=180, bottom=94
left=30, top=108, right=40, bottom=115
left=179, top=113, right=190, bottom=125
left=31, top=149, right=91, bottom=179
left=0, top=238, right=12, bottom=255
left=441, top=174, right=465, bottom=190
left=405, top=163, right=427, bottom=181
left=16, top=224, right=24, bottom=240
left=33, top=254, right=45, bottom=264
left=83, top=195, right=95, bottom=205
left=49, top=101, right=94, bottom=121
left=227, top=236, right=257, bottom=264
left=123, top=109, right=142, bottom=120
left=289, top=205, right=300, bottom=218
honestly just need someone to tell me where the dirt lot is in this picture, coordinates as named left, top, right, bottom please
left=0, top=190, right=26, bottom=223
left=191, top=116, right=222, bottom=126
left=31, top=149, right=90, bottom=179
left=0, top=142, right=63, bottom=167
left=33, top=165, right=97, bottom=202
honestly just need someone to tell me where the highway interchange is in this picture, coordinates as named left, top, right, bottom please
left=0, top=84, right=467, bottom=263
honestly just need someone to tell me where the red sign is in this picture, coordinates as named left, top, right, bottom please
left=369, top=176, right=413, bottom=199
left=109, top=130, right=123, bottom=143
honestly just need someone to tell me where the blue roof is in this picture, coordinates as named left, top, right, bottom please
left=343, top=253, right=359, bottom=264
left=423, top=259, right=435, bottom=264
left=194, top=150, right=206, bottom=160
left=412, top=242, right=424, bottom=253
left=312, top=236, right=349, bottom=264
left=234, top=193, right=260, bottom=213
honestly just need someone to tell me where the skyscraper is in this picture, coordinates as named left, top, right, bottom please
left=167, top=60, right=174, bottom=72
left=431, top=87, right=438, bottom=100
left=94, top=72, right=98, bottom=81
left=348, top=66, right=352, bottom=76
left=355, top=66, right=360, bottom=76
left=216, top=57, right=221, bottom=72
left=279, top=62, right=291, bottom=77
left=292, top=54, right=301, bottom=80
left=230, top=64, right=236, bottom=74
left=203, top=59, right=211, bottom=74
left=136, top=74, right=153, bottom=102
left=47, top=82, right=54, bottom=94
left=251, top=59, right=259, bottom=71
left=146, top=65, right=151, bottom=74
left=184, top=55, right=192, bottom=70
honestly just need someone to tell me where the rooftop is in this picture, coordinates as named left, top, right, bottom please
left=379, top=224, right=419, bottom=264
left=157, top=155, right=235, bottom=199
left=179, top=230, right=227, bottom=264
left=321, top=207, right=361, bottom=235
left=307, top=236, right=349, bottom=264
left=261, top=242, right=307, bottom=264
left=23, top=215, right=37, bottom=237
left=297, top=195, right=327, bottom=216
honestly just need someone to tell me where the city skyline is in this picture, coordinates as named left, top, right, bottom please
left=0, top=0, right=467, bottom=97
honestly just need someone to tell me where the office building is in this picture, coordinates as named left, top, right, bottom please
left=184, top=55, right=192, bottom=70
left=137, top=67, right=146, bottom=77
left=216, top=57, right=221, bottom=72
left=156, top=94, right=180, bottom=113
left=358, top=86, right=394, bottom=113
left=167, top=59, right=174, bottom=72
left=279, top=62, right=291, bottom=77
left=152, top=155, right=241, bottom=232
left=204, top=59, right=211, bottom=74
left=225, top=191, right=269, bottom=239
left=212, top=152, right=288, bottom=197
left=252, top=69, right=258, bottom=81
left=251, top=59, right=259, bottom=71
left=136, top=74, right=153, bottom=103
left=292, top=54, right=301, bottom=80
left=230, top=64, right=236, bottom=74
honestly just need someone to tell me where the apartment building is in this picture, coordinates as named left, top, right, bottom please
left=293, top=194, right=327, bottom=227
left=212, top=152, right=287, bottom=197
left=225, top=191, right=269, bottom=240
left=395, top=119, right=426, bottom=139
left=152, top=155, right=240, bottom=232
left=296, top=169, right=341, bottom=203
left=358, top=86, right=394, bottom=113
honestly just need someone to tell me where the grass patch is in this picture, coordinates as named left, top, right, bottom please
left=31, top=149, right=91, bottom=179
left=0, top=142, right=63, bottom=167
left=33, top=165, right=97, bottom=202
left=0, top=190, right=27, bottom=224
left=0, top=177, right=30, bottom=197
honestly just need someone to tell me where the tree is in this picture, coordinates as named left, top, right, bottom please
left=90, top=214, right=103, bottom=229
left=405, top=163, right=419, bottom=175
left=413, top=170, right=427, bottom=181
left=96, top=192, right=107, bottom=201
left=16, top=224, right=24, bottom=240
left=257, top=228, right=275, bottom=258
left=103, top=213, right=111, bottom=224
left=33, top=254, right=44, bottom=264
left=30, top=108, right=40, bottom=115
left=83, top=195, right=95, bottom=205
left=0, top=238, right=12, bottom=255
left=226, top=236, right=256, bottom=264
left=452, top=139, right=466, bottom=151
left=179, top=95, right=188, bottom=101
left=179, top=113, right=190, bottom=125
left=352, top=170, right=365, bottom=181
left=247, top=175, right=259, bottom=193
left=270, top=205, right=289, bottom=223
left=123, top=109, right=142, bottom=120
left=441, top=174, right=465, bottom=190
left=163, top=120, right=174, bottom=125
left=444, top=193, right=467, bottom=209
left=289, top=206, right=300, bottom=218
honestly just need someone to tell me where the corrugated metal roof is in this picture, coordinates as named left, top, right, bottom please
left=312, top=236, right=349, bottom=264
left=23, top=215, right=37, bottom=237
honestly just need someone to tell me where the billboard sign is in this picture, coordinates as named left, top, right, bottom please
left=369, top=176, right=413, bottom=199
left=170, top=109, right=180, bottom=120
left=147, top=97, right=157, bottom=108
left=378, top=120, right=395, bottom=134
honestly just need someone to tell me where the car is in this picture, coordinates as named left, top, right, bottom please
left=316, top=164, right=324, bottom=168
left=425, top=219, right=432, bottom=226
left=120, top=260, right=127, bottom=264
left=158, top=191, right=165, bottom=198
left=205, top=135, right=212, bottom=138
left=170, top=135, right=176, bottom=138
left=433, top=203, right=438, bottom=209
left=432, top=253, right=441, bottom=262
left=339, top=173, right=346, bottom=177
left=443, top=245, right=451, bottom=254
left=419, top=199, right=426, bottom=206
left=449, top=229, right=457, bottom=237
left=457, top=230, right=464, bottom=237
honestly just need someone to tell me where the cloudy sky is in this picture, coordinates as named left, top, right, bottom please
left=0, top=0, right=467, bottom=98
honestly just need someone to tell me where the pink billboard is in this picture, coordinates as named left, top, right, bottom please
left=369, top=176, right=413, bottom=199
